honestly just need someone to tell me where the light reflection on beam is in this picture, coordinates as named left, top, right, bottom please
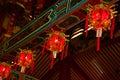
left=71, top=25, right=93, bottom=39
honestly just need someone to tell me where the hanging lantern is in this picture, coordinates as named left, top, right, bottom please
left=85, top=3, right=117, bottom=51
left=0, top=62, right=11, bottom=79
left=42, top=31, right=69, bottom=69
left=16, top=49, right=34, bottom=73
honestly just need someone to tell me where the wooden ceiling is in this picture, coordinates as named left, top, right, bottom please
left=0, top=0, right=120, bottom=80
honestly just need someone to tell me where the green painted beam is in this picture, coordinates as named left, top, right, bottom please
left=11, top=70, right=38, bottom=80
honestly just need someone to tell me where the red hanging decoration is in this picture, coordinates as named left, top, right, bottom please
left=85, top=3, right=116, bottom=51
left=15, top=49, right=34, bottom=80
left=0, top=62, right=11, bottom=79
left=16, top=49, right=34, bottom=73
left=42, top=31, right=69, bottom=69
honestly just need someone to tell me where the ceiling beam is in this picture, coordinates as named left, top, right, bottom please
left=1, top=0, right=89, bottom=54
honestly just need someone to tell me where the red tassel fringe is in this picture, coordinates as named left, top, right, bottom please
left=20, top=73, right=23, bottom=80
left=31, top=60, right=34, bottom=73
left=65, top=43, right=68, bottom=57
left=110, top=17, right=115, bottom=39
left=61, top=50, right=64, bottom=60
left=96, top=37, right=100, bottom=51
left=50, top=53, right=54, bottom=69
left=42, top=42, right=46, bottom=55
left=50, top=58, right=54, bottom=69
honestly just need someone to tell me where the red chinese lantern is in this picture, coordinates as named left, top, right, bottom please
left=15, top=49, right=34, bottom=73
left=0, top=62, right=11, bottom=79
left=42, top=31, right=69, bottom=69
left=85, top=3, right=116, bottom=51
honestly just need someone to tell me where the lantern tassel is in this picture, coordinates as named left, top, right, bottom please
left=50, top=54, right=54, bottom=69
left=65, top=43, right=68, bottom=57
left=53, top=51, right=57, bottom=58
left=97, top=37, right=100, bottom=51
left=20, top=73, right=23, bottom=80
left=6, top=73, right=12, bottom=80
left=85, top=15, right=88, bottom=37
left=9, top=73, right=12, bottom=80
left=42, top=42, right=46, bottom=55
left=50, top=58, right=54, bottom=69
left=96, top=28, right=102, bottom=51
left=20, top=66, right=26, bottom=73
left=0, top=76, right=2, bottom=80
left=20, top=66, right=26, bottom=80
left=50, top=53, right=55, bottom=69
left=31, top=60, right=34, bottom=73
left=110, top=17, right=115, bottom=39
